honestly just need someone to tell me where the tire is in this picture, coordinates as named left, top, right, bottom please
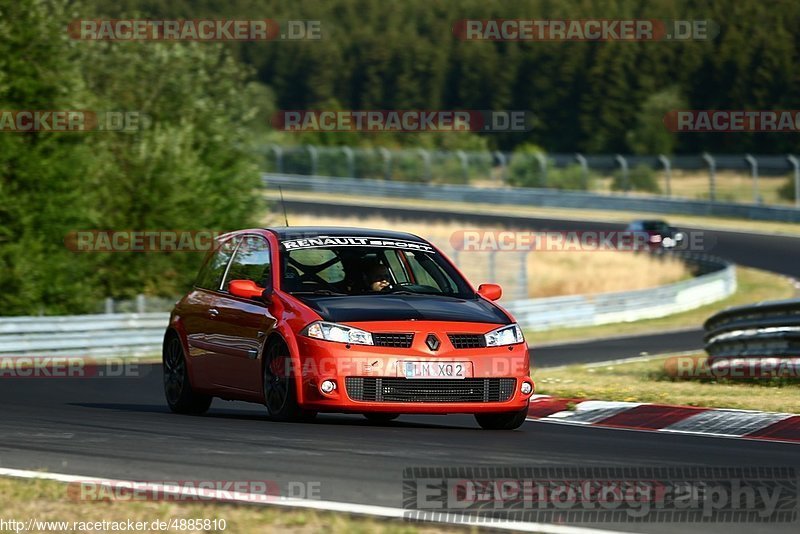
left=363, top=413, right=399, bottom=424
left=474, top=408, right=528, bottom=430
left=163, top=334, right=212, bottom=415
left=263, top=339, right=317, bottom=422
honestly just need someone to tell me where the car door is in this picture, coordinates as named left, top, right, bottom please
left=206, top=234, right=277, bottom=395
left=181, top=235, right=240, bottom=390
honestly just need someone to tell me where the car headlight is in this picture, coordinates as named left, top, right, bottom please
left=485, top=323, right=524, bottom=347
left=304, top=321, right=373, bottom=345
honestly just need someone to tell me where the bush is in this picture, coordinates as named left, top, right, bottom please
left=547, top=165, right=596, bottom=191
left=507, top=143, right=546, bottom=188
left=509, top=160, right=595, bottom=191
left=508, top=153, right=543, bottom=187
left=612, top=164, right=661, bottom=193
left=779, top=176, right=798, bottom=203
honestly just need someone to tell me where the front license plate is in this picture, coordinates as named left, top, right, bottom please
left=403, top=361, right=467, bottom=379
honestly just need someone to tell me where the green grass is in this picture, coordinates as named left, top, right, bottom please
left=527, top=266, right=796, bottom=345
left=0, top=476, right=470, bottom=534
left=533, top=353, right=800, bottom=413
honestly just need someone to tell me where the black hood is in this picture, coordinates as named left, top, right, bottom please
left=296, top=294, right=511, bottom=324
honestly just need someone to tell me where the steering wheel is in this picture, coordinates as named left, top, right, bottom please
left=380, top=281, right=413, bottom=293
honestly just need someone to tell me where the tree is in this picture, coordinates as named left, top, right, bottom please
left=0, top=0, right=263, bottom=314
left=626, top=87, right=687, bottom=155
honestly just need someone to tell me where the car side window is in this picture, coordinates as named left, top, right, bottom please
left=383, top=250, right=410, bottom=283
left=195, top=237, right=240, bottom=291
left=223, top=235, right=272, bottom=291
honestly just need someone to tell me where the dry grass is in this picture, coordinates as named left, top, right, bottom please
left=592, top=170, right=791, bottom=205
left=527, top=250, right=688, bottom=298
left=273, top=213, right=690, bottom=299
left=533, top=353, right=800, bottom=413
left=0, top=476, right=466, bottom=534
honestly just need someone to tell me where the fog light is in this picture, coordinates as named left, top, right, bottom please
left=520, top=382, right=533, bottom=395
left=320, top=379, right=337, bottom=394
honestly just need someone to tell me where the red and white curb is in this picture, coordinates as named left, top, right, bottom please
left=526, top=395, right=800, bottom=444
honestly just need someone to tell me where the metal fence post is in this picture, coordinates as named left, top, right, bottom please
left=615, top=154, right=629, bottom=192
left=136, top=294, right=146, bottom=314
left=745, top=154, right=759, bottom=204
left=306, top=145, right=318, bottom=176
left=658, top=155, right=672, bottom=197
left=379, top=147, right=391, bottom=180
left=104, top=297, right=114, bottom=314
left=269, top=144, right=283, bottom=173
left=456, top=150, right=469, bottom=182
left=702, top=153, right=716, bottom=202
left=518, top=251, right=529, bottom=300
left=342, top=146, right=355, bottom=178
left=575, top=153, right=589, bottom=190
left=493, top=151, right=507, bottom=183
left=534, top=153, right=548, bottom=187
left=418, top=148, right=431, bottom=182
left=788, top=155, right=800, bottom=208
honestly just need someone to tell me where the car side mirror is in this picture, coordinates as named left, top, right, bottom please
left=477, top=283, right=502, bottom=301
left=229, top=279, right=268, bottom=300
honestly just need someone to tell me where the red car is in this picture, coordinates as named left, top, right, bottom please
left=163, top=227, right=534, bottom=430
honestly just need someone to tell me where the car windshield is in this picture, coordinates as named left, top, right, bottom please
left=641, top=221, right=670, bottom=232
left=280, top=243, right=473, bottom=298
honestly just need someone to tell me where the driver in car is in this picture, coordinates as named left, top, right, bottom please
left=364, top=261, right=392, bottom=292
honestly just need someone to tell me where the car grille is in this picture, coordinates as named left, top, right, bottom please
left=448, top=334, right=486, bottom=349
left=372, top=333, right=414, bottom=348
left=345, top=377, right=516, bottom=403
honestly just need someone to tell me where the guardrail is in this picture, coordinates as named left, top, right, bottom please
left=262, top=145, right=800, bottom=208
left=0, top=313, right=169, bottom=356
left=0, top=254, right=735, bottom=356
left=704, top=299, right=800, bottom=367
left=263, top=173, right=800, bottom=222
left=509, top=253, right=736, bottom=331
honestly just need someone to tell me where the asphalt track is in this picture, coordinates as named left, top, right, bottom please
left=534, top=329, right=705, bottom=368
left=2, top=200, right=799, bottom=533
left=0, top=368, right=798, bottom=534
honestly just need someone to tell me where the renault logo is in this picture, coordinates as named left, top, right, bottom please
left=425, top=334, right=440, bottom=351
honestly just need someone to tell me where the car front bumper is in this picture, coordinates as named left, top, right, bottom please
left=294, top=330, right=533, bottom=414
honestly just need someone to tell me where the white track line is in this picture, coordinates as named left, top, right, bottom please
left=0, top=467, right=638, bottom=534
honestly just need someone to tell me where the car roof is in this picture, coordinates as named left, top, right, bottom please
left=266, top=226, right=425, bottom=242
